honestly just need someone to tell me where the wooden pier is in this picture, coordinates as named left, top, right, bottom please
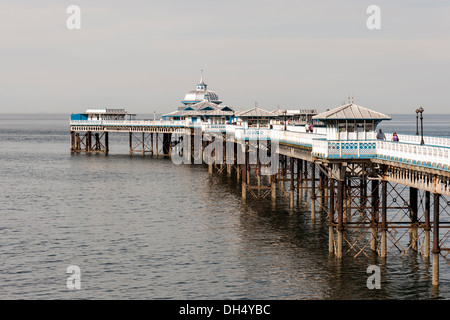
left=70, top=104, right=450, bottom=288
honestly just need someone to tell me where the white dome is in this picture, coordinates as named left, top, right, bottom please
left=182, top=89, right=221, bottom=105
left=181, top=74, right=222, bottom=105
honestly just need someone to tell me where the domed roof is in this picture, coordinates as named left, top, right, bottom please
left=181, top=72, right=222, bottom=105
left=182, top=89, right=221, bottom=105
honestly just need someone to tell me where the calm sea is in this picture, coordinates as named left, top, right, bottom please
left=1, top=113, right=450, bottom=300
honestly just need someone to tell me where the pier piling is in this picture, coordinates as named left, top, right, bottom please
left=433, top=193, right=440, bottom=286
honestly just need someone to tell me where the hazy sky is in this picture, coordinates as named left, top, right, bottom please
left=1, top=0, right=449, bottom=114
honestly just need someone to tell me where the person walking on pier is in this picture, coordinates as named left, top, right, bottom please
left=305, top=122, right=310, bottom=133
left=377, top=129, right=386, bottom=140
left=392, top=132, right=399, bottom=142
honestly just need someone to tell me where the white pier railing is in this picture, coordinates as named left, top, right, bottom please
left=376, top=141, right=450, bottom=170
left=70, top=118, right=450, bottom=172
left=203, top=124, right=227, bottom=133
left=70, top=119, right=185, bottom=127
left=311, top=139, right=377, bottom=159
left=271, top=130, right=324, bottom=147
left=385, top=133, right=450, bottom=148
left=234, top=128, right=271, bottom=141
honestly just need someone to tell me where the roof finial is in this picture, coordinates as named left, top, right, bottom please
left=197, top=69, right=207, bottom=89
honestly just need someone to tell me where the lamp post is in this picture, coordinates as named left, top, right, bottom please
left=415, top=108, right=419, bottom=135
left=418, top=107, right=424, bottom=145
left=283, top=110, right=287, bottom=131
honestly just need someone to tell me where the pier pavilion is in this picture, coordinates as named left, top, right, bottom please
left=162, top=98, right=234, bottom=124
left=71, top=108, right=136, bottom=121
left=235, top=106, right=275, bottom=129
left=311, top=103, right=391, bottom=159
left=271, top=108, right=319, bottom=127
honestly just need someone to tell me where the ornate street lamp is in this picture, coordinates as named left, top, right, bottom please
left=415, top=108, right=419, bottom=135
left=417, top=107, right=424, bottom=145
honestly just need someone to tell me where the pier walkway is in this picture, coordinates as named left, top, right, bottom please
left=70, top=118, right=450, bottom=190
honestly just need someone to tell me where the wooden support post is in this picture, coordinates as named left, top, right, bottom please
left=424, top=191, right=431, bottom=258
left=410, top=187, right=419, bottom=251
left=242, top=142, right=248, bottom=200
left=235, top=143, right=241, bottom=181
left=371, top=179, right=380, bottom=252
left=129, top=132, right=133, bottom=156
left=163, top=132, right=167, bottom=157
left=257, top=164, right=261, bottom=197
left=271, top=173, right=277, bottom=202
left=337, top=175, right=344, bottom=258
left=279, top=155, right=285, bottom=194
left=360, top=163, right=367, bottom=209
left=246, top=162, right=250, bottom=187
left=150, top=132, right=154, bottom=156
left=311, top=162, right=316, bottom=220
left=94, top=133, right=100, bottom=151
left=329, top=178, right=335, bottom=254
left=155, top=133, right=159, bottom=158
left=322, top=168, right=328, bottom=207
left=162, top=133, right=170, bottom=157
left=303, top=160, right=307, bottom=188
left=246, top=142, right=250, bottom=191
left=105, top=132, right=109, bottom=155
left=87, top=131, right=92, bottom=153
left=75, top=133, right=81, bottom=151
left=256, top=143, right=261, bottom=197
left=432, top=193, right=440, bottom=286
left=142, top=132, right=145, bottom=157
left=236, top=163, right=241, bottom=181
left=70, top=131, right=75, bottom=153
left=319, top=165, right=324, bottom=209
left=381, top=180, right=388, bottom=258
left=297, top=158, right=302, bottom=199
left=344, top=179, right=350, bottom=221
left=290, top=157, right=295, bottom=208
left=168, top=133, right=172, bottom=158
left=84, top=132, right=87, bottom=153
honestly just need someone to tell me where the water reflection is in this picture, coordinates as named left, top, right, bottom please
left=204, top=170, right=448, bottom=299
left=1, top=114, right=450, bottom=299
